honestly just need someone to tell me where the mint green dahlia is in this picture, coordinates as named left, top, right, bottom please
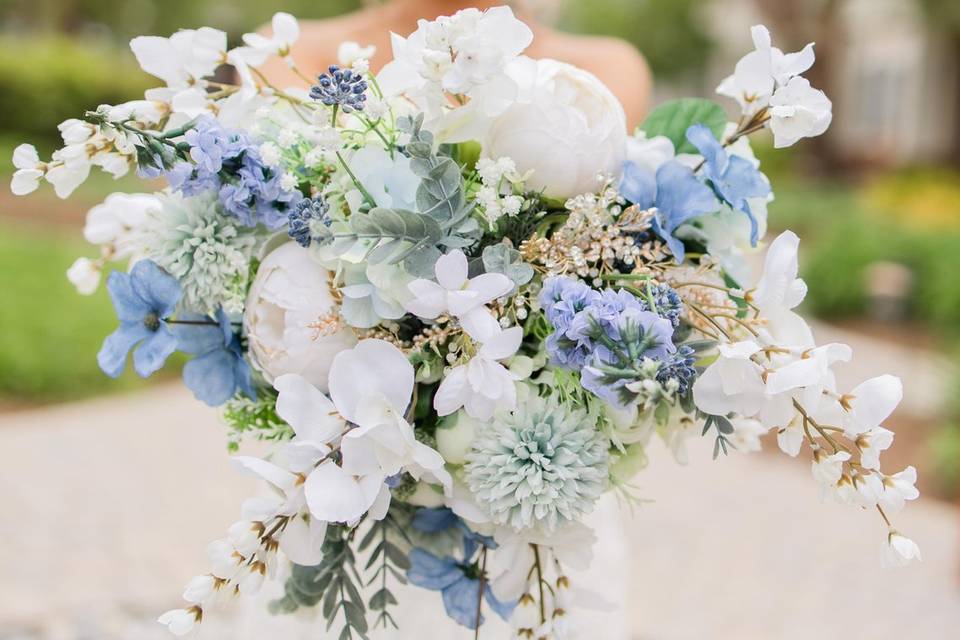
left=464, top=394, right=609, bottom=531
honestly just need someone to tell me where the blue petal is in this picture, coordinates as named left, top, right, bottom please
left=130, top=260, right=182, bottom=317
left=183, top=349, right=238, bottom=406
left=105, top=270, right=150, bottom=323
left=441, top=576, right=483, bottom=629
left=412, top=508, right=459, bottom=533
left=407, top=549, right=464, bottom=591
left=655, top=161, right=719, bottom=232
left=484, top=584, right=517, bottom=622
left=97, top=322, right=150, bottom=378
left=720, top=156, right=771, bottom=246
left=685, top=124, right=728, bottom=178
left=618, top=161, right=657, bottom=209
left=172, top=317, right=224, bottom=355
left=232, top=352, right=256, bottom=400
left=132, top=326, right=178, bottom=377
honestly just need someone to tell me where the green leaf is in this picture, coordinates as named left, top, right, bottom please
left=482, top=244, right=534, bottom=291
left=640, top=98, right=727, bottom=154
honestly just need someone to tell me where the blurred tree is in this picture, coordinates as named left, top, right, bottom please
left=557, top=0, right=713, bottom=79
left=916, top=0, right=960, bottom=165
left=1, top=0, right=361, bottom=41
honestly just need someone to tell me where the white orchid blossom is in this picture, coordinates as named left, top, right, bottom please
left=130, top=27, right=227, bottom=107
left=769, top=77, right=833, bottom=148
left=10, top=144, right=43, bottom=195
left=405, top=249, right=512, bottom=322
left=240, top=12, right=301, bottom=66
left=882, top=532, right=922, bottom=568
left=717, top=24, right=815, bottom=114
left=273, top=339, right=451, bottom=524
left=434, top=319, right=522, bottom=420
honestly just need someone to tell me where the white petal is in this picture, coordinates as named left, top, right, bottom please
left=434, top=366, right=470, bottom=416
left=11, top=169, right=42, bottom=196
left=280, top=515, right=327, bottom=565
left=12, top=143, right=39, bottom=170
left=304, top=462, right=373, bottom=523
left=405, top=279, right=448, bottom=318
left=272, top=12, right=300, bottom=45
left=479, top=325, right=522, bottom=361
left=465, top=272, right=512, bottom=305
left=329, top=339, right=414, bottom=423
left=459, top=308, right=500, bottom=343
left=847, top=375, right=902, bottom=435
left=274, top=374, right=343, bottom=444
left=434, top=250, right=468, bottom=290
left=231, top=456, right=296, bottom=492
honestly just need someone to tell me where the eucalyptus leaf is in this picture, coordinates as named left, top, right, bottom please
left=482, top=244, right=534, bottom=291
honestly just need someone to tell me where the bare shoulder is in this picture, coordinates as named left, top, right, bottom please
left=532, top=29, right=652, bottom=127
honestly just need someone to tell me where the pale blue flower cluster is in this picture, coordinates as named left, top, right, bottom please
left=464, top=394, right=609, bottom=531
left=167, top=116, right=302, bottom=229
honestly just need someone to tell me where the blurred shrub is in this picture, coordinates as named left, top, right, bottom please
left=0, top=36, right=152, bottom=152
left=558, top=0, right=712, bottom=78
left=0, top=221, right=160, bottom=403
left=768, top=171, right=960, bottom=337
left=862, top=168, right=960, bottom=231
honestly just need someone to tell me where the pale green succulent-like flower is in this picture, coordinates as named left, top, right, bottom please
left=464, top=393, right=609, bottom=532
left=145, top=192, right=259, bottom=315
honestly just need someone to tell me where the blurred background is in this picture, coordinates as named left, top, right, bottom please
left=0, top=0, right=958, bottom=638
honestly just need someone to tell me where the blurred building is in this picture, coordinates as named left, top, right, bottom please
left=703, top=0, right=958, bottom=167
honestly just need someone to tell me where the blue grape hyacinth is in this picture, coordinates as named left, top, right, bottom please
left=310, top=65, right=368, bottom=113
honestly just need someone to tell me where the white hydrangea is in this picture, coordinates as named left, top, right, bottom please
left=144, top=192, right=260, bottom=314
left=475, top=156, right=524, bottom=225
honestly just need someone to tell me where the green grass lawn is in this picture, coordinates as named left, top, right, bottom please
left=0, top=220, right=174, bottom=405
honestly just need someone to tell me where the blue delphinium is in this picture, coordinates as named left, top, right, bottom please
left=685, top=123, right=771, bottom=245
left=98, top=260, right=181, bottom=378
left=310, top=65, right=368, bottom=113
left=619, top=159, right=718, bottom=261
left=166, top=116, right=301, bottom=229
left=539, top=277, right=601, bottom=366
left=173, top=309, right=256, bottom=407
left=287, top=195, right=331, bottom=248
left=407, top=534, right=514, bottom=630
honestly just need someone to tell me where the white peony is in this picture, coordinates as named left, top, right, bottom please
left=244, top=242, right=357, bottom=392
left=480, top=57, right=627, bottom=200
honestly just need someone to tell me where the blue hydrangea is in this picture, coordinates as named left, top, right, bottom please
left=579, top=307, right=677, bottom=407
left=97, top=260, right=181, bottom=379
left=310, top=65, right=368, bottom=112
left=173, top=308, right=255, bottom=407
left=620, top=158, right=719, bottom=261
left=407, top=535, right=514, bottom=630
left=166, top=116, right=302, bottom=229
left=685, top=124, right=771, bottom=246
left=287, top=195, right=331, bottom=248
left=540, top=277, right=683, bottom=371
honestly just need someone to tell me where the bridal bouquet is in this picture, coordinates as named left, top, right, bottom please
left=11, top=6, right=921, bottom=638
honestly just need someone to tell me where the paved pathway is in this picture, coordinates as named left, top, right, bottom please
left=1, top=323, right=957, bottom=639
